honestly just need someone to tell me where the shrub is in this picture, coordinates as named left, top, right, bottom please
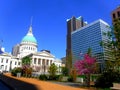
left=47, top=75, right=61, bottom=81
left=22, top=65, right=32, bottom=77
left=39, top=74, right=47, bottom=80
left=61, top=67, right=68, bottom=76
left=11, top=67, right=22, bottom=76
left=95, top=70, right=120, bottom=88
left=58, top=75, right=63, bottom=81
left=68, top=76, right=73, bottom=82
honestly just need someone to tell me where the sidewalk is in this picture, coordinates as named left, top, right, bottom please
left=1, top=73, right=95, bottom=90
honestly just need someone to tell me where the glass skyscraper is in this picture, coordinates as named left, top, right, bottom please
left=71, top=19, right=111, bottom=71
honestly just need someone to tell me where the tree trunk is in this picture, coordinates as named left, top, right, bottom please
left=85, top=74, right=90, bottom=87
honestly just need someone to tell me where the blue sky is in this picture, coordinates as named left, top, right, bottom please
left=0, top=0, right=120, bottom=58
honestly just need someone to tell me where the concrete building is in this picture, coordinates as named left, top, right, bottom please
left=0, top=52, right=21, bottom=72
left=71, top=19, right=111, bottom=71
left=12, top=44, right=20, bottom=56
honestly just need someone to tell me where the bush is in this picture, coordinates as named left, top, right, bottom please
left=68, top=76, right=73, bottom=82
left=61, top=67, right=68, bottom=76
left=47, top=75, right=61, bottom=81
left=11, top=67, right=22, bottom=76
left=39, top=74, right=47, bottom=80
left=95, top=75, right=112, bottom=88
left=95, top=70, right=120, bottom=88
left=58, top=75, right=63, bottom=81
left=22, top=65, right=32, bottom=77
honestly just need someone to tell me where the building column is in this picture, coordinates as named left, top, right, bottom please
left=40, top=59, right=42, bottom=73
left=44, top=59, right=46, bottom=73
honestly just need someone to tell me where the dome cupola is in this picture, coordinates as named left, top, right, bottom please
left=21, top=25, right=37, bottom=44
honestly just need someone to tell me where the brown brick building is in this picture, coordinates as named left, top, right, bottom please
left=66, top=16, right=87, bottom=72
left=111, top=6, right=120, bottom=23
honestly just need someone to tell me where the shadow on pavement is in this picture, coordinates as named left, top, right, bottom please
left=0, top=74, right=41, bottom=90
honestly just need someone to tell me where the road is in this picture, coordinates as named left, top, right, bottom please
left=0, top=81, right=10, bottom=90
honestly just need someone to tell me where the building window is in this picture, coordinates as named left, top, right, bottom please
left=1, top=58, right=3, bottom=63
left=113, top=13, right=116, bottom=19
left=18, top=62, right=21, bottom=65
left=50, top=60, right=52, bottom=64
left=6, top=59, right=8, bottom=63
left=5, top=65, right=7, bottom=71
left=15, top=62, right=17, bottom=65
left=117, top=11, right=120, bottom=17
left=34, top=58, right=37, bottom=64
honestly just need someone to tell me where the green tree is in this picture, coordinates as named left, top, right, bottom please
left=87, top=47, right=92, bottom=56
left=61, top=67, right=68, bottom=76
left=22, top=56, right=32, bottom=77
left=22, top=56, right=31, bottom=66
left=66, top=52, right=72, bottom=75
left=48, top=63, right=58, bottom=78
left=113, top=19, right=120, bottom=70
left=99, top=18, right=120, bottom=72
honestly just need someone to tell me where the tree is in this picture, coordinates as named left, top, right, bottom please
left=100, top=22, right=120, bottom=72
left=22, top=56, right=31, bottom=66
left=48, top=63, right=58, bottom=78
left=61, top=67, right=68, bottom=76
left=87, top=47, right=92, bottom=56
left=66, top=51, right=72, bottom=75
left=22, top=56, right=32, bottom=77
left=74, top=54, right=96, bottom=87
left=113, top=19, right=120, bottom=71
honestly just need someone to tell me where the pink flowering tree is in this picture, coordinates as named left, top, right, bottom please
left=74, top=54, right=96, bottom=87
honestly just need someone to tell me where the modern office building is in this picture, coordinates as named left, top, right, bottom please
left=71, top=19, right=111, bottom=71
left=66, top=16, right=87, bottom=71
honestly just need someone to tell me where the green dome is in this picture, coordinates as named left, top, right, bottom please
left=22, top=35, right=37, bottom=43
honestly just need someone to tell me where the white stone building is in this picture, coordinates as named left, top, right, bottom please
left=0, top=24, right=62, bottom=74
left=0, top=52, right=21, bottom=72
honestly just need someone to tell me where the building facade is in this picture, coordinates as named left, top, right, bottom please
left=12, top=44, right=20, bottom=56
left=111, top=6, right=120, bottom=24
left=71, top=19, right=111, bottom=71
left=66, top=16, right=87, bottom=71
left=0, top=24, right=62, bottom=74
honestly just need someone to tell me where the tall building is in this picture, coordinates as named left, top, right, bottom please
left=71, top=19, right=111, bottom=71
left=66, top=16, right=87, bottom=71
left=111, top=6, right=120, bottom=24
left=111, top=6, right=120, bottom=61
left=12, top=44, right=20, bottom=56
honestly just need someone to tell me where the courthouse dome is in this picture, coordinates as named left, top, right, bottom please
left=21, top=26, right=37, bottom=44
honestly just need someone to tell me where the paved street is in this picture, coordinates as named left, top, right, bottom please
left=48, top=81, right=83, bottom=88
left=0, top=81, right=10, bottom=90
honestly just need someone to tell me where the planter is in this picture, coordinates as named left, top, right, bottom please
left=111, top=83, right=120, bottom=90
left=76, top=77, right=84, bottom=83
left=61, top=76, right=68, bottom=82
left=17, top=73, right=21, bottom=78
